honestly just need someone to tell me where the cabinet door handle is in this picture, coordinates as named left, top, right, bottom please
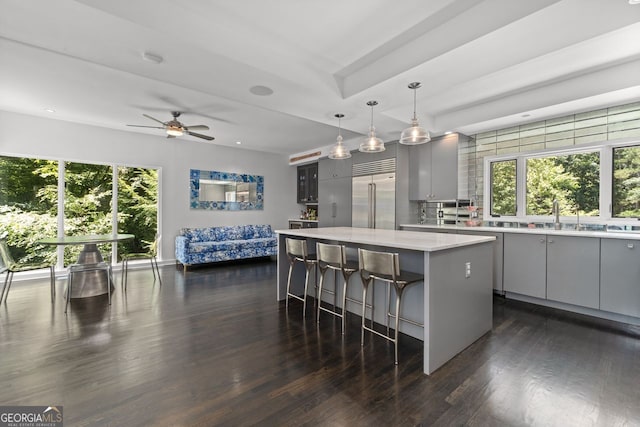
left=627, top=243, right=634, bottom=249
left=548, top=239, right=554, bottom=244
left=539, top=238, right=546, bottom=243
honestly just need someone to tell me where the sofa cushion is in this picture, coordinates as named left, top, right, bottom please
left=243, top=224, right=273, bottom=239
left=179, top=227, right=218, bottom=243
left=214, top=226, right=244, bottom=241
left=189, top=238, right=276, bottom=253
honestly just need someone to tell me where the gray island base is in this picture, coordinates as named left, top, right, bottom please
left=275, top=227, right=495, bottom=375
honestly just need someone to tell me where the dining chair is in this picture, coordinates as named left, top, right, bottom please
left=121, top=234, right=161, bottom=291
left=0, top=237, right=56, bottom=304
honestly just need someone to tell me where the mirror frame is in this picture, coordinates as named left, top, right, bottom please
left=190, top=169, right=264, bottom=210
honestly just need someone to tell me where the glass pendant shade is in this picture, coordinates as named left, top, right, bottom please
left=359, top=101, right=385, bottom=153
left=329, top=113, right=351, bottom=159
left=400, top=118, right=430, bottom=145
left=399, top=82, right=430, bottom=145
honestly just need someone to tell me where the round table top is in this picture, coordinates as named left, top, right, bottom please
left=38, top=234, right=135, bottom=246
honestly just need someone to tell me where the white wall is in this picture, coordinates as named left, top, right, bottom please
left=0, top=110, right=299, bottom=261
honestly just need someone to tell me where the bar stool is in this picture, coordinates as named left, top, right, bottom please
left=66, top=261, right=113, bottom=313
left=285, top=238, right=318, bottom=317
left=358, top=248, right=424, bottom=365
left=316, top=242, right=359, bottom=334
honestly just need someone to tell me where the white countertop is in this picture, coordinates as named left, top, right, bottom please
left=275, top=226, right=495, bottom=252
left=400, top=223, right=640, bottom=240
left=288, top=219, right=318, bottom=223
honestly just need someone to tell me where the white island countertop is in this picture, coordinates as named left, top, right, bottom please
left=275, top=226, right=495, bottom=252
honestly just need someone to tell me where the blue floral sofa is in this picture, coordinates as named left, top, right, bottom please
left=175, top=225, right=277, bottom=271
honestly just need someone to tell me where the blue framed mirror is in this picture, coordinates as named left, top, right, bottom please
left=190, top=169, right=264, bottom=210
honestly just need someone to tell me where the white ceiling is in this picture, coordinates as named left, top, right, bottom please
left=1, top=0, right=639, bottom=156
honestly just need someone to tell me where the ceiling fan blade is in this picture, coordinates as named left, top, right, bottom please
left=143, top=114, right=167, bottom=125
left=187, top=131, right=215, bottom=141
left=127, top=125, right=165, bottom=129
left=184, top=125, right=209, bottom=131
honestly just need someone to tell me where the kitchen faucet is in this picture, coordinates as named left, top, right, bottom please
left=552, top=199, right=561, bottom=230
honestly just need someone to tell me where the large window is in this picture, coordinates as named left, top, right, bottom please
left=0, top=156, right=58, bottom=265
left=486, top=143, right=638, bottom=222
left=525, top=152, right=599, bottom=217
left=0, top=155, right=159, bottom=269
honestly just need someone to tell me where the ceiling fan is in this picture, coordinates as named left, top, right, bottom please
left=127, top=111, right=215, bottom=141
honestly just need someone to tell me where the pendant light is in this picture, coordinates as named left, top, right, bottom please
left=329, top=113, right=351, bottom=159
left=359, top=101, right=385, bottom=153
left=399, top=82, right=430, bottom=145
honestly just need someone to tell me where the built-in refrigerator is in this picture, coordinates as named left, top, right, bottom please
left=352, top=172, right=395, bottom=229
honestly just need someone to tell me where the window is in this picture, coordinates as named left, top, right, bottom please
left=526, top=152, right=599, bottom=216
left=486, top=143, right=639, bottom=222
left=0, top=155, right=159, bottom=270
left=613, top=145, right=640, bottom=218
left=490, top=160, right=516, bottom=216
left=0, top=156, right=58, bottom=265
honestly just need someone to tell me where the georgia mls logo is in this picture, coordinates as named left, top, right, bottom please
left=0, top=405, right=63, bottom=427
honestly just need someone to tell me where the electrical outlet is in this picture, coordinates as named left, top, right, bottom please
left=465, top=262, right=471, bottom=278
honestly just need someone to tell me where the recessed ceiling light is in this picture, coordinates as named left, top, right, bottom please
left=249, top=85, right=274, bottom=96
left=444, top=131, right=453, bottom=135
left=629, top=0, right=640, bottom=5
left=236, top=141, right=242, bottom=145
left=142, top=51, right=163, bottom=64
left=44, top=108, right=55, bottom=113
left=521, top=113, right=531, bottom=118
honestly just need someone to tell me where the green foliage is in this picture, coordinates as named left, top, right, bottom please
left=526, top=157, right=577, bottom=215
left=613, top=146, right=640, bottom=217
left=491, top=160, right=516, bottom=215
left=0, top=156, right=158, bottom=265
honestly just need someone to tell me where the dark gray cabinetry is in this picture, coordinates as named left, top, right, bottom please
left=503, top=233, right=547, bottom=299
left=600, top=239, right=640, bottom=317
left=297, top=162, right=318, bottom=203
left=408, top=135, right=458, bottom=201
left=546, top=236, right=600, bottom=309
left=318, top=157, right=352, bottom=227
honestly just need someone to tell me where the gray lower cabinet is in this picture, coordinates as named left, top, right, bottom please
left=546, top=235, right=600, bottom=309
left=460, top=230, right=504, bottom=293
left=600, top=239, right=640, bottom=317
left=503, top=233, right=547, bottom=299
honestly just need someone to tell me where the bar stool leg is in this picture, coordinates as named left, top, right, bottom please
left=394, top=287, right=403, bottom=365
left=361, top=280, right=369, bottom=346
left=341, top=271, right=351, bottom=335
left=316, top=266, right=326, bottom=322
left=302, top=263, right=312, bottom=317
left=285, top=260, right=295, bottom=310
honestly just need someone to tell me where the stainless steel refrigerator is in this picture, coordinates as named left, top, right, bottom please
left=352, top=173, right=395, bottom=229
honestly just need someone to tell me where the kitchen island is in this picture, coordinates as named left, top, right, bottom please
left=275, top=227, right=495, bottom=374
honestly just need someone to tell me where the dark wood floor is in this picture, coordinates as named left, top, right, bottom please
left=1, top=260, right=639, bottom=426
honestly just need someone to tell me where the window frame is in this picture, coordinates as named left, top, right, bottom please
left=483, top=138, right=640, bottom=225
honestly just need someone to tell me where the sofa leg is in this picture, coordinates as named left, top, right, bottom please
left=183, top=264, right=188, bottom=273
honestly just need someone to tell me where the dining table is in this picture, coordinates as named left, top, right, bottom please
left=38, top=233, right=134, bottom=298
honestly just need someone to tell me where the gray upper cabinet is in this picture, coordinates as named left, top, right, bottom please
left=318, top=157, right=352, bottom=227
left=546, top=235, right=600, bottom=309
left=318, top=156, right=352, bottom=180
left=503, top=233, right=547, bottom=299
left=408, top=135, right=458, bottom=200
left=600, top=239, right=640, bottom=317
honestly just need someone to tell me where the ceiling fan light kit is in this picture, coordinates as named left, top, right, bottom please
left=399, top=82, right=430, bottom=145
left=359, top=101, right=385, bottom=153
left=127, top=111, right=214, bottom=141
left=329, top=113, right=351, bottom=159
